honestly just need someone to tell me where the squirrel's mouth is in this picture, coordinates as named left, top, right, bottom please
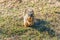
left=28, top=13, right=34, bottom=17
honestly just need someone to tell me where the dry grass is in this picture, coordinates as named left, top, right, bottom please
left=0, top=0, right=60, bottom=40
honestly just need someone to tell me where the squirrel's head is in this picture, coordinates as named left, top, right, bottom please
left=25, top=8, right=34, bottom=17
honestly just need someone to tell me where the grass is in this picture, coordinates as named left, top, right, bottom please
left=0, top=0, right=60, bottom=40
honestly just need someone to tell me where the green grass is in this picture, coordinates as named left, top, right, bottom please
left=0, top=0, right=60, bottom=40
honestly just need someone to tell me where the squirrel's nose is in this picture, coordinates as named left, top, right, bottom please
left=28, top=13, right=32, bottom=16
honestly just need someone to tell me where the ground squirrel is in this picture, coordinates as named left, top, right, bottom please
left=24, top=8, right=34, bottom=27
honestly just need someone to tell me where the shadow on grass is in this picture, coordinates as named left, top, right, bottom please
left=31, top=18, right=55, bottom=37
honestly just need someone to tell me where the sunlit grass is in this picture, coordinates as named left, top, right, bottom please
left=0, top=0, right=60, bottom=40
